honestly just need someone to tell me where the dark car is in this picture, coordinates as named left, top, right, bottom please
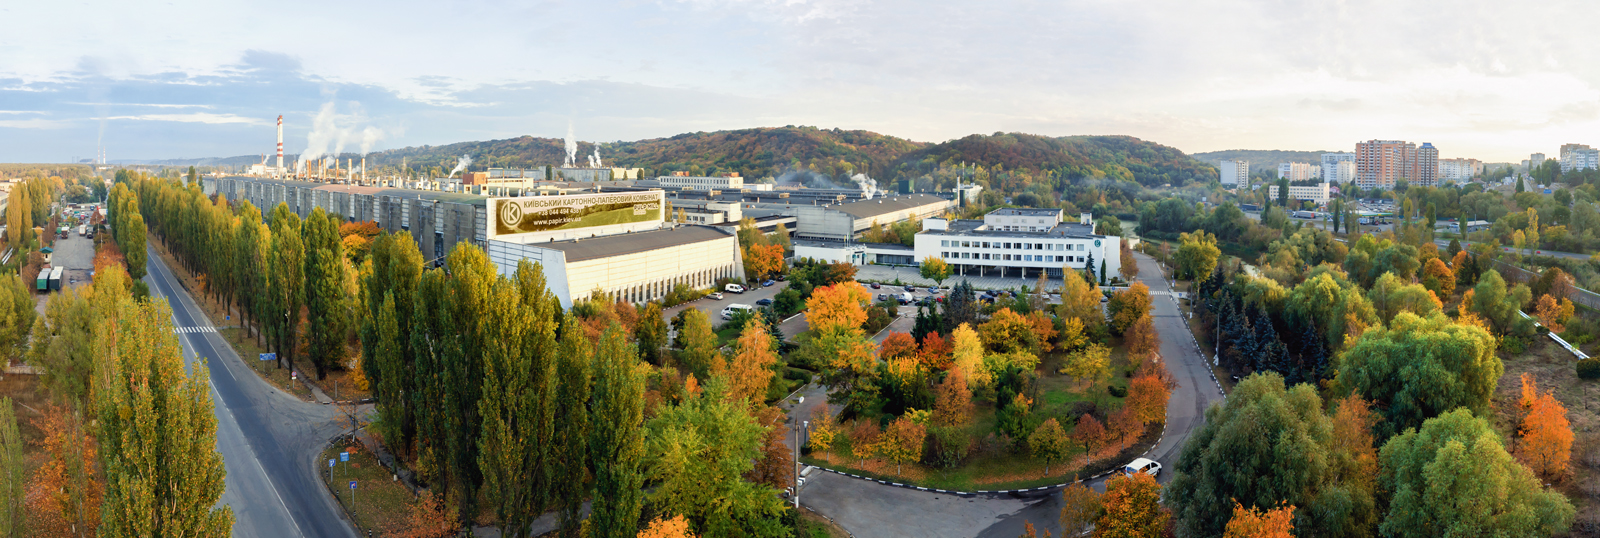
left=904, top=285, right=916, bottom=292
left=776, top=274, right=786, bottom=282
left=870, top=283, right=882, bottom=289
left=756, top=298, right=774, bottom=306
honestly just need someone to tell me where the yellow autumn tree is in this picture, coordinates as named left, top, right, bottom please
left=950, top=323, right=990, bottom=388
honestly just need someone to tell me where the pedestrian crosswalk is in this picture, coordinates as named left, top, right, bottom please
left=173, top=326, right=218, bottom=334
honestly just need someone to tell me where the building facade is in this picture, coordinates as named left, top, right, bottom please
left=1321, top=153, right=1356, bottom=183
left=792, top=193, right=953, bottom=241
left=1561, top=144, right=1599, bottom=172
left=1415, top=143, right=1439, bottom=187
left=1267, top=183, right=1331, bottom=204
left=1277, top=162, right=1315, bottom=181
left=1355, top=140, right=1417, bottom=190
left=911, top=209, right=1121, bottom=281
left=1439, top=158, right=1482, bottom=182
left=1220, top=160, right=1249, bottom=188
left=1530, top=153, right=1547, bottom=170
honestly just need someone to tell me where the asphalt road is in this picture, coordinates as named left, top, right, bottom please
left=799, top=251, right=1225, bottom=538
left=146, top=244, right=358, bottom=538
left=1435, top=238, right=1591, bottom=261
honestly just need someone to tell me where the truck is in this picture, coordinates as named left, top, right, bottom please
left=77, top=225, right=86, bottom=237
left=35, top=268, right=48, bottom=291
left=48, top=266, right=63, bottom=292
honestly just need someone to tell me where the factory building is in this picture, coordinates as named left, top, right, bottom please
left=790, top=193, right=953, bottom=241
left=207, top=176, right=741, bottom=307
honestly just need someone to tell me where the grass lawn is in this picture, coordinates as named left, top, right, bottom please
left=320, top=439, right=423, bottom=537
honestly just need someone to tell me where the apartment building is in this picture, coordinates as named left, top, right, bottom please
left=1560, top=144, right=1600, bottom=172
left=1356, top=140, right=1417, bottom=190
left=1277, top=162, right=1315, bottom=181
left=1220, top=160, right=1249, bottom=188
left=1415, top=143, right=1439, bottom=187
left=1321, top=153, right=1356, bottom=183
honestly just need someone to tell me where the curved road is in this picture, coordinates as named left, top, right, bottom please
left=801, top=251, right=1225, bottom=538
left=147, top=245, right=358, bottom=538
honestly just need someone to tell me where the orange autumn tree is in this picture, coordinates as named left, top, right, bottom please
left=744, top=243, right=785, bottom=280
left=1420, top=257, right=1455, bottom=299
left=714, top=317, right=779, bottom=405
left=1096, top=472, right=1169, bottom=538
left=918, top=332, right=952, bottom=370
left=1516, top=373, right=1573, bottom=481
left=638, top=514, right=699, bottom=538
left=396, top=491, right=459, bottom=538
left=807, top=282, right=871, bottom=333
left=1533, top=294, right=1575, bottom=334
left=1222, top=502, right=1295, bottom=538
left=933, top=366, right=974, bottom=427
left=746, top=406, right=794, bottom=490
left=879, top=332, right=919, bottom=362
left=807, top=405, right=839, bottom=463
left=1072, top=414, right=1107, bottom=455
left=1125, top=314, right=1157, bottom=363
left=1124, top=373, right=1170, bottom=425
left=1107, top=281, right=1152, bottom=335
left=849, top=419, right=881, bottom=465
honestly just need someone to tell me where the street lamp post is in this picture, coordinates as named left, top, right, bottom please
left=794, top=420, right=808, bottom=510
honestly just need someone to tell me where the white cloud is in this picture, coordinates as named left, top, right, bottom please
left=105, top=113, right=268, bottom=125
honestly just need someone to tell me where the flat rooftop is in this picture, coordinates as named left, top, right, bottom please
left=922, top=219, right=1101, bottom=239
left=533, top=225, right=735, bottom=263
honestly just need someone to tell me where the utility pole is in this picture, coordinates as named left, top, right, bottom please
left=793, top=420, right=808, bottom=510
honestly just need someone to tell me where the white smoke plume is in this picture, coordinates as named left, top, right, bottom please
left=299, top=100, right=387, bottom=168
left=588, top=146, right=604, bottom=168
left=359, top=126, right=385, bottom=156
left=449, top=154, right=472, bottom=178
left=564, top=122, right=578, bottom=168
left=851, top=173, right=881, bottom=200
left=299, top=101, right=340, bottom=166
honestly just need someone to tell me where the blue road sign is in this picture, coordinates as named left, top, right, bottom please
left=349, top=480, right=357, bottom=490
left=259, top=353, right=276, bottom=361
left=340, top=452, right=349, bottom=462
left=328, top=459, right=335, bottom=468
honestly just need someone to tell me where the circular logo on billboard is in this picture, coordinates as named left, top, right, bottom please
left=499, top=201, right=523, bottom=227
left=1094, top=239, right=1102, bottom=247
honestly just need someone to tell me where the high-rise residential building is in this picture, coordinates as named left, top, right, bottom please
left=1277, top=162, right=1314, bottom=181
left=1321, top=152, right=1357, bottom=183
left=1355, top=140, right=1417, bottom=190
left=1560, top=144, right=1599, bottom=172
left=1530, top=153, right=1546, bottom=170
left=1416, top=143, right=1439, bottom=187
left=1439, top=158, right=1483, bottom=182
left=1220, top=160, right=1248, bottom=188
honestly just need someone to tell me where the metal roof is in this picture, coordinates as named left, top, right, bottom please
left=538, top=225, right=735, bottom=263
left=828, top=194, right=950, bottom=220
left=988, top=208, right=1065, bottom=217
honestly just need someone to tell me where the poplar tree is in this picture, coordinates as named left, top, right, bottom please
left=123, top=213, right=147, bottom=280
left=479, top=260, right=560, bottom=538
left=410, top=270, right=453, bottom=485
left=362, top=232, right=424, bottom=453
left=552, top=314, right=593, bottom=538
left=303, top=208, right=347, bottom=379
left=441, top=244, right=497, bottom=519
left=232, top=201, right=268, bottom=341
left=95, top=300, right=233, bottom=537
left=267, top=204, right=303, bottom=370
left=588, top=324, right=646, bottom=538
left=0, top=397, right=21, bottom=537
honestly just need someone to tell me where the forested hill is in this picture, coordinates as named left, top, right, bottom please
left=340, top=128, right=1216, bottom=187
left=1190, top=149, right=1335, bottom=175
left=895, top=133, right=1215, bottom=187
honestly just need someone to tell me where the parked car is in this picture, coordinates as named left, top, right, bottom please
left=721, top=304, right=754, bottom=320
left=776, top=274, right=787, bottom=281
left=762, top=279, right=777, bottom=287
left=877, top=293, right=890, bottom=302
left=756, top=298, right=774, bottom=306
left=726, top=283, right=746, bottom=294
left=708, top=292, right=724, bottom=300
left=1124, top=458, right=1161, bottom=478
left=904, top=285, right=916, bottom=292
left=870, top=283, right=882, bottom=289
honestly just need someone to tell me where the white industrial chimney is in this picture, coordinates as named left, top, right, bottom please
left=275, top=115, right=284, bottom=178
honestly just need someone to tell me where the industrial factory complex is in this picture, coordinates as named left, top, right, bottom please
left=204, top=173, right=966, bottom=306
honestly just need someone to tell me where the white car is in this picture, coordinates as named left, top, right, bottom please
left=1124, top=457, right=1161, bottom=478
left=708, top=292, right=724, bottom=300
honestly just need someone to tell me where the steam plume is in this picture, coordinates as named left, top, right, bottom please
left=449, top=154, right=472, bottom=178
left=564, top=122, right=578, bottom=167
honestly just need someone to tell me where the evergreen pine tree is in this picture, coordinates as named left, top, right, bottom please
left=1100, top=259, right=1108, bottom=286
left=1250, top=304, right=1278, bottom=373
left=1085, top=253, right=1097, bottom=285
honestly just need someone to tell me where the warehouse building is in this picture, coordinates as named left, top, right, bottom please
left=206, top=176, right=742, bottom=306
left=791, top=193, right=953, bottom=241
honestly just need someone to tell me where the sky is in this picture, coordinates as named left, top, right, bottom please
left=3, top=0, right=1599, bottom=164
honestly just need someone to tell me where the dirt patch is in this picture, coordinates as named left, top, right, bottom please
left=1495, top=338, right=1600, bottom=535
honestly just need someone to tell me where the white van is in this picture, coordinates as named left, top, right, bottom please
left=721, top=304, right=754, bottom=320
left=1123, top=457, right=1161, bottom=478
left=725, top=283, right=746, bottom=294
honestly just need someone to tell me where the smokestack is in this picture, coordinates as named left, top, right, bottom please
left=361, top=157, right=366, bottom=182
left=275, top=115, right=284, bottom=178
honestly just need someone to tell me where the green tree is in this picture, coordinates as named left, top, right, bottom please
left=1168, top=373, right=1377, bottom=537
left=123, top=212, right=147, bottom=279
left=675, top=308, right=718, bottom=378
left=636, top=302, right=668, bottom=365
left=552, top=314, right=593, bottom=538
left=266, top=204, right=304, bottom=370
left=477, top=260, right=560, bottom=538
left=1174, top=231, right=1221, bottom=280
left=232, top=201, right=269, bottom=341
left=302, top=208, right=347, bottom=379
left=1028, top=418, right=1070, bottom=475
left=361, top=232, right=424, bottom=455
left=0, top=397, right=21, bottom=537
left=1471, top=270, right=1531, bottom=335
left=1335, top=312, right=1500, bottom=440
left=26, top=287, right=94, bottom=407
left=588, top=324, right=647, bottom=538
left=1378, top=409, right=1574, bottom=537
left=94, top=300, right=233, bottom=537
left=646, top=377, right=789, bottom=538
left=441, top=243, right=498, bottom=519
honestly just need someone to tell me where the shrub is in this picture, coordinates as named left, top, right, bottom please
left=1108, top=384, right=1128, bottom=398
left=1578, top=358, right=1600, bottom=380
left=922, top=426, right=972, bottom=469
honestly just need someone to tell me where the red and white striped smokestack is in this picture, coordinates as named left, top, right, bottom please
left=275, top=115, right=284, bottom=177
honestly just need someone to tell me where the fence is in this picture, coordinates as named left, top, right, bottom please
left=1491, top=259, right=1600, bottom=312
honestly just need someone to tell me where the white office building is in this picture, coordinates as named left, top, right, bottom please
left=912, top=208, right=1121, bottom=281
left=1321, top=153, right=1357, bottom=184
left=1220, top=160, right=1249, bottom=188
left=1267, top=182, right=1332, bottom=205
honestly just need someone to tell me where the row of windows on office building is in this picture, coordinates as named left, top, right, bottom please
left=941, top=251, right=1087, bottom=264
left=939, top=239, right=1090, bottom=251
